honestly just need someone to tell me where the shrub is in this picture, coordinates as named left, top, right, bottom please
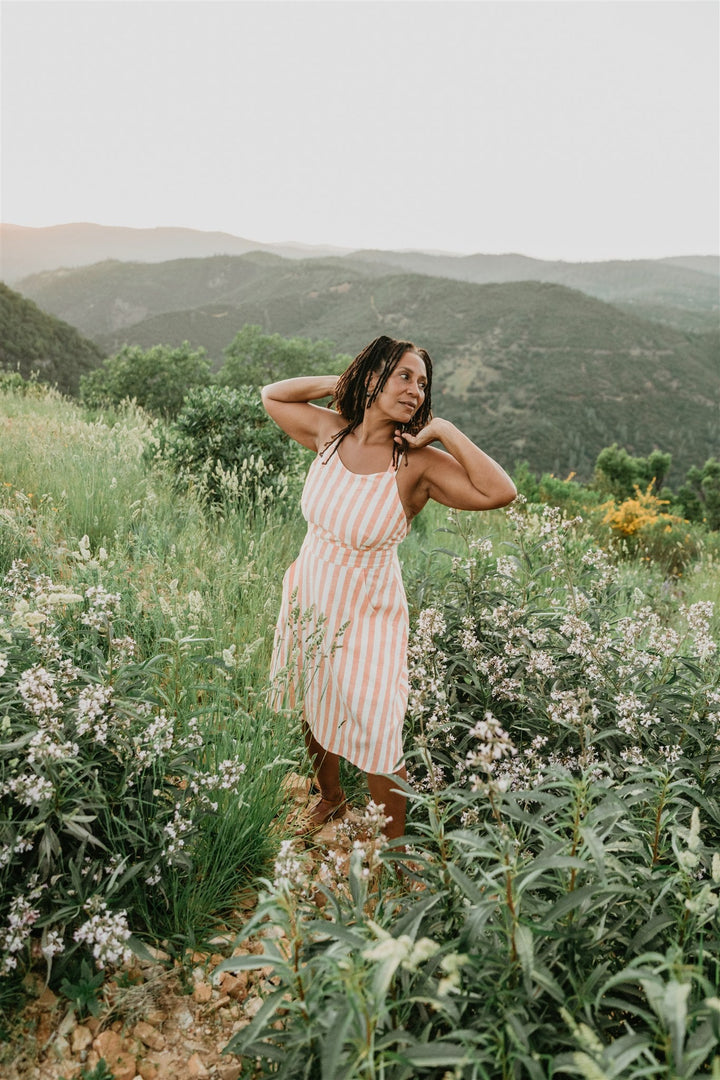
left=597, top=484, right=704, bottom=575
left=218, top=324, right=348, bottom=388
left=594, top=444, right=672, bottom=500
left=676, top=458, right=720, bottom=531
left=149, top=384, right=307, bottom=508
left=80, top=343, right=212, bottom=419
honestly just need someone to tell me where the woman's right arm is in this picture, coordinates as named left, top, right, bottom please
left=261, top=376, right=340, bottom=450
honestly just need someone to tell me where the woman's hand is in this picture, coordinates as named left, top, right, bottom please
left=261, top=376, right=341, bottom=451
left=394, top=417, right=450, bottom=450
left=396, top=417, right=517, bottom=511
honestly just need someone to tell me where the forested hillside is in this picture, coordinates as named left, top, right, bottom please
left=13, top=255, right=719, bottom=481
left=0, top=283, right=105, bottom=395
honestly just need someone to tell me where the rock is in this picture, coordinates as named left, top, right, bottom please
left=86, top=1016, right=102, bottom=1034
left=174, top=1006, right=195, bottom=1030
left=204, top=994, right=230, bottom=1013
left=192, top=981, right=213, bottom=1004
left=186, top=1052, right=209, bottom=1077
left=37, top=986, right=59, bottom=1009
left=93, top=1030, right=124, bottom=1061
left=111, top=1054, right=138, bottom=1080
left=137, top=1062, right=159, bottom=1080
left=133, top=1021, right=165, bottom=1052
left=143, top=945, right=171, bottom=963
left=93, top=1030, right=137, bottom=1080
left=217, top=1065, right=243, bottom=1080
left=51, top=1034, right=71, bottom=1060
left=219, top=973, right=246, bottom=1000
left=244, top=996, right=263, bottom=1019
left=71, top=1025, right=94, bottom=1053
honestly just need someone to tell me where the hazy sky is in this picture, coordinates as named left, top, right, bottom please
left=2, top=0, right=718, bottom=259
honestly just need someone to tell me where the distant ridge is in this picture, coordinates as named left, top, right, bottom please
left=0, top=223, right=355, bottom=283
left=3, top=223, right=717, bottom=333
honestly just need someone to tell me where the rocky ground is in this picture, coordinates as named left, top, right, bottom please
left=4, top=775, right=375, bottom=1080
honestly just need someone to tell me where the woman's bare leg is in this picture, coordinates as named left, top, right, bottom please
left=366, top=767, right=407, bottom=841
left=303, top=721, right=343, bottom=804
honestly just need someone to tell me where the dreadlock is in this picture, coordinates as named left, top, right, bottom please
left=322, top=335, right=434, bottom=468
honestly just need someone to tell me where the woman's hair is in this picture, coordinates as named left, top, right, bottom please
left=323, top=335, right=433, bottom=466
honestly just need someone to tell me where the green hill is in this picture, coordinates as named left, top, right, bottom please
left=0, top=283, right=105, bottom=395
left=346, top=251, right=720, bottom=332
left=11, top=257, right=720, bottom=482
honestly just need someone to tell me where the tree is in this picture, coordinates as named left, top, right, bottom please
left=79, top=342, right=212, bottom=418
left=676, top=458, right=720, bottom=530
left=218, top=325, right=349, bottom=388
left=593, top=443, right=672, bottom=501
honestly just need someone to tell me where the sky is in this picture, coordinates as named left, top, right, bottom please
left=2, top=0, right=718, bottom=261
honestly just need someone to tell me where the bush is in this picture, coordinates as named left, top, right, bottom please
left=218, top=324, right=348, bottom=388
left=217, top=501, right=720, bottom=1078
left=149, top=384, right=307, bottom=508
left=676, top=458, right=720, bottom=532
left=596, top=484, right=704, bottom=575
left=594, top=444, right=672, bottom=500
left=80, top=343, right=212, bottom=418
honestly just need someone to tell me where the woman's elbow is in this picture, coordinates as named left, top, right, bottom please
left=485, top=480, right=517, bottom=510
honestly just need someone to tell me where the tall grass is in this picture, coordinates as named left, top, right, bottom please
left=0, top=388, right=307, bottom=992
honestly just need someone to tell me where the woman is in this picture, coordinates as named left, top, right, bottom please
left=262, top=335, right=516, bottom=841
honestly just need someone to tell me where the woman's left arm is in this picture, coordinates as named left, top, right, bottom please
left=401, top=418, right=517, bottom=511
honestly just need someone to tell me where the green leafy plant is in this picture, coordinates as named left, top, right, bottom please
left=59, top=958, right=105, bottom=1018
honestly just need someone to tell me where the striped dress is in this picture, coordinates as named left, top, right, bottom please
left=270, top=444, right=409, bottom=774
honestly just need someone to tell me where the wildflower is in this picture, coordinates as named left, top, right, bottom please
left=76, top=684, right=114, bottom=744
left=110, top=635, right=137, bottom=662
left=2, top=772, right=54, bottom=806
left=437, top=952, right=469, bottom=996
left=41, top=929, right=65, bottom=960
left=133, top=709, right=175, bottom=766
left=466, top=711, right=517, bottom=774
left=162, top=805, right=194, bottom=862
left=0, top=877, right=46, bottom=974
left=273, top=839, right=309, bottom=893
left=415, top=608, right=446, bottom=643
left=362, top=925, right=440, bottom=971
left=684, top=601, right=717, bottom=662
left=18, top=665, right=61, bottom=716
left=81, top=585, right=121, bottom=630
left=73, top=898, right=132, bottom=969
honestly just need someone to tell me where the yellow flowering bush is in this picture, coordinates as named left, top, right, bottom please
left=598, top=485, right=702, bottom=574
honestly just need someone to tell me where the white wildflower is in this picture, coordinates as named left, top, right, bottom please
left=73, top=898, right=132, bottom=969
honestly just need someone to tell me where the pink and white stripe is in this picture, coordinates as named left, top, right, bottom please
left=270, top=446, right=409, bottom=774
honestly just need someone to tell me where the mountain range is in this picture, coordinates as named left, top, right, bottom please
left=4, top=223, right=719, bottom=332
left=2, top=223, right=718, bottom=483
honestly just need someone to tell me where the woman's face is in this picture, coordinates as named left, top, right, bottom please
left=372, top=350, right=428, bottom=421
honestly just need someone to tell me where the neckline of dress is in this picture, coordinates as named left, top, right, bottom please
left=332, top=447, right=396, bottom=478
